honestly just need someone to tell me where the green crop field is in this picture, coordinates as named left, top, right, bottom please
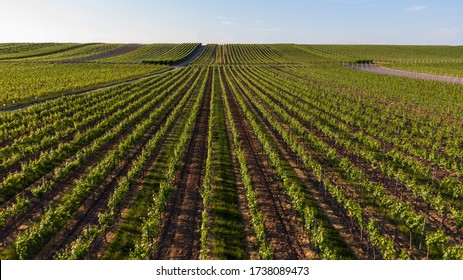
left=0, top=43, right=462, bottom=261
left=0, top=62, right=168, bottom=106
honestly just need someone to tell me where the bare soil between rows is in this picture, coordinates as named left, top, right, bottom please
left=221, top=67, right=309, bottom=259
left=154, top=69, right=212, bottom=260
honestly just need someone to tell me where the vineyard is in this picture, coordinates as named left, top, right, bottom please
left=0, top=43, right=462, bottom=260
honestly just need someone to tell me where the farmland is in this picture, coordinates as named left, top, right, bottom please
left=0, top=43, right=462, bottom=260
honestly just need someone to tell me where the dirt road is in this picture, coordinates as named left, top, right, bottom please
left=348, top=63, right=463, bottom=84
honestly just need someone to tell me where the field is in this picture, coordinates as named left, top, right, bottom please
left=0, top=43, right=462, bottom=260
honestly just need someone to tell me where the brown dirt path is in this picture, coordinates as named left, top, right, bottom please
left=348, top=63, right=463, bottom=84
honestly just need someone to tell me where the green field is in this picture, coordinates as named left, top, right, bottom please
left=0, top=43, right=462, bottom=260
left=0, top=62, right=168, bottom=106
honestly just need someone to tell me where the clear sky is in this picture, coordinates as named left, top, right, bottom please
left=0, top=0, right=462, bottom=45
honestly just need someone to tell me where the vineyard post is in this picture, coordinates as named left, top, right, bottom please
left=322, top=172, right=326, bottom=199
left=409, top=227, right=412, bottom=250
left=431, top=170, right=435, bottom=190
left=418, top=218, right=426, bottom=253
left=59, top=180, right=64, bottom=193
left=146, top=225, right=151, bottom=260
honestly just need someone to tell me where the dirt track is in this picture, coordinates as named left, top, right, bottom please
left=348, top=63, right=463, bottom=84
left=173, top=45, right=206, bottom=68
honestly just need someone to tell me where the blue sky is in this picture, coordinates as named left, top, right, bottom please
left=0, top=0, right=462, bottom=44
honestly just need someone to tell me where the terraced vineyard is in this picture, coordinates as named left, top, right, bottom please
left=0, top=43, right=462, bottom=260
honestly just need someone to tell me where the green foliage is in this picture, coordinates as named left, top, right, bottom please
left=0, top=62, right=167, bottom=106
left=0, top=43, right=82, bottom=60
left=1, top=44, right=463, bottom=261
left=100, top=44, right=175, bottom=63
left=311, top=44, right=463, bottom=63
left=141, top=43, right=201, bottom=65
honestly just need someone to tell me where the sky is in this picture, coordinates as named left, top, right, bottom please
left=0, top=0, right=462, bottom=45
